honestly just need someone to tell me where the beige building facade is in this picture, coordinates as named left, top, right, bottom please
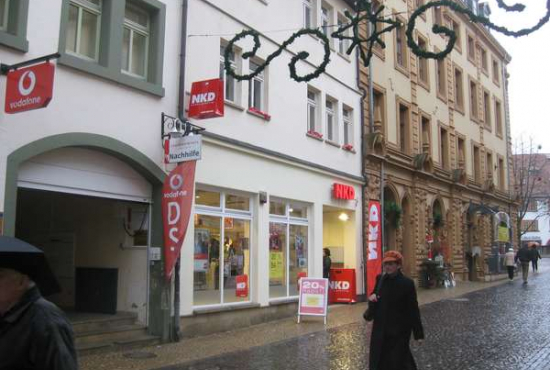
left=361, top=0, right=517, bottom=281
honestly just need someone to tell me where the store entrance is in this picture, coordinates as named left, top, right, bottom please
left=15, top=188, right=150, bottom=324
left=322, top=206, right=356, bottom=271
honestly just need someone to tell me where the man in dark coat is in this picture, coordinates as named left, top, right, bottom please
left=0, top=236, right=78, bottom=370
left=515, top=243, right=534, bottom=284
left=368, top=250, right=424, bottom=370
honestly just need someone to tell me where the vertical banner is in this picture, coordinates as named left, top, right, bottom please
left=162, top=161, right=197, bottom=281
left=366, top=201, right=382, bottom=296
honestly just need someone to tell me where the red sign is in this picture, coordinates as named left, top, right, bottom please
left=333, top=183, right=355, bottom=200
left=329, top=268, right=357, bottom=303
left=297, top=271, right=307, bottom=291
left=162, top=161, right=197, bottom=281
left=426, top=234, right=434, bottom=244
left=5, top=62, right=55, bottom=114
left=188, top=78, right=224, bottom=119
left=298, top=278, right=328, bottom=316
left=236, top=275, right=249, bottom=297
left=366, top=201, right=382, bottom=296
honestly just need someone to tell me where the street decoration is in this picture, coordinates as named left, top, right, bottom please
left=224, top=0, right=550, bottom=83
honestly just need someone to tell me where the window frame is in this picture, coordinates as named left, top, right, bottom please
left=495, top=97, right=504, bottom=138
left=248, top=59, right=267, bottom=113
left=325, top=97, right=338, bottom=143
left=478, top=43, right=489, bottom=76
left=66, top=0, right=102, bottom=62
left=307, top=87, right=320, bottom=135
left=397, top=98, right=412, bottom=156
left=122, top=3, right=151, bottom=79
left=0, top=0, right=29, bottom=52
left=58, top=0, right=166, bottom=97
left=453, top=63, right=465, bottom=114
left=303, top=0, right=313, bottom=28
left=417, top=33, right=430, bottom=90
left=435, top=48, right=447, bottom=102
left=342, top=105, right=354, bottom=147
left=394, top=14, right=409, bottom=75
left=220, top=42, right=242, bottom=105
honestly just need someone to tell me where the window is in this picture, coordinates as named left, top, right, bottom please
left=303, top=0, right=313, bottom=28
left=325, top=98, right=337, bottom=142
left=498, top=157, right=505, bottom=190
left=321, top=4, right=330, bottom=38
left=373, top=88, right=386, bottom=135
left=495, top=99, right=503, bottom=137
left=417, top=35, right=429, bottom=88
left=248, top=60, right=266, bottom=112
left=370, top=0, right=384, bottom=56
left=457, top=136, right=466, bottom=169
left=483, top=89, right=491, bottom=129
left=307, top=88, right=319, bottom=133
left=454, top=66, right=464, bottom=112
left=193, top=190, right=252, bottom=306
left=122, top=4, right=150, bottom=78
left=343, top=106, right=353, bottom=147
left=527, top=201, right=538, bottom=212
left=337, top=13, right=350, bottom=55
left=479, top=45, right=488, bottom=74
left=269, top=199, right=309, bottom=299
left=467, top=34, right=476, bottom=64
left=395, top=18, right=408, bottom=71
left=220, top=44, right=240, bottom=103
left=0, top=0, right=29, bottom=51
left=398, top=102, right=411, bottom=155
left=492, top=58, right=501, bottom=85
left=59, top=0, right=166, bottom=96
left=521, top=220, right=539, bottom=232
left=436, top=52, right=447, bottom=99
left=66, top=0, right=101, bottom=60
left=448, top=17, right=461, bottom=52
left=473, top=144, right=481, bottom=183
left=433, top=6, right=443, bottom=26
left=469, top=79, right=479, bottom=121
left=420, top=115, right=431, bottom=155
left=486, top=151, right=493, bottom=181
left=440, top=126, right=450, bottom=169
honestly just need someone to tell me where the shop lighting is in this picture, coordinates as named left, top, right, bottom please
left=339, top=212, right=349, bottom=221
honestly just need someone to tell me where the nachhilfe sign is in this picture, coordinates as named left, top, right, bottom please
left=188, top=79, right=224, bottom=119
left=5, top=62, right=55, bottom=114
left=167, top=135, right=202, bottom=163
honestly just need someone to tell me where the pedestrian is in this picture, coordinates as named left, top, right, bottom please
left=323, top=248, right=332, bottom=279
left=367, top=250, right=424, bottom=370
left=515, top=243, right=533, bottom=284
left=504, top=247, right=516, bottom=280
left=530, top=243, right=542, bottom=272
left=0, top=236, right=78, bottom=370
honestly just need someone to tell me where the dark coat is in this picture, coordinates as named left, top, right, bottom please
left=323, top=255, right=332, bottom=279
left=516, top=246, right=532, bottom=263
left=0, top=286, right=78, bottom=370
left=369, top=271, right=424, bottom=370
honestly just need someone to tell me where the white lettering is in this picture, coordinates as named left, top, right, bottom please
left=169, top=228, right=179, bottom=244
left=191, top=92, right=216, bottom=105
left=167, top=202, right=181, bottom=225
left=9, top=96, right=42, bottom=110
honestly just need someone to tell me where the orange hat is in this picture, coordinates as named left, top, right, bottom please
left=383, top=250, right=403, bottom=264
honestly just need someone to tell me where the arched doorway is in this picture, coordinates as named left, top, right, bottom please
left=431, top=198, right=447, bottom=260
left=383, top=186, right=398, bottom=252
left=401, top=195, right=415, bottom=276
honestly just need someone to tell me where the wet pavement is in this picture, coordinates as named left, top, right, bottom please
left=155, top=265, right=550, bottom=370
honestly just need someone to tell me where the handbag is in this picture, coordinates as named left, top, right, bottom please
left=363, top=274, right=386, bottom=322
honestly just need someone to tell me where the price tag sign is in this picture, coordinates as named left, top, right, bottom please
left=297, top=278, right=329, bottom=324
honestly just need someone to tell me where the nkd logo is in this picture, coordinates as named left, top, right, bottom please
left=329, top=281, right=350, bottom=290
left=236, top=282, right=246, bottom=290
left=191, top=92, right=216, bottom=105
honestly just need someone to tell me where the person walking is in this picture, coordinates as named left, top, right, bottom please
left=504, top=248, right=516, bottom=281
left=531, top=244, right=542, bottom=272
left=515, top=243, right=533, bottom=284
left=323, top=248, right=332, bottom=279
left=0, top=236, right=78, bottom=370
left=367, top=251, right=424, bottom=370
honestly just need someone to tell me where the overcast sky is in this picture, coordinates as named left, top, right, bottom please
left=490, top=1, right=550, bottom=151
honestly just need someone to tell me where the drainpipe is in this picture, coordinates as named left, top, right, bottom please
left=358, top=52, right=367, bottom=298
left=502, top=63, right=513, bottom=247
left=171, top=0, right=190, bottom=342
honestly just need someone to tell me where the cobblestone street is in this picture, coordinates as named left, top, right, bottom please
left=157, top=263, right=550, bottom=370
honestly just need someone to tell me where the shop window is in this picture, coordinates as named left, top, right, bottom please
left=483, top=89, right=491, bottom=129
left=220, top=43, right=241, bottom=104
left=269, top=199, right=309, bottom=299
left=248, top=59, right=266, bottom=113
left=0, top=0, right=29, bottom=51
left=440, top=126, right=450, bottom=170
left=398, top=102, right=411, bottom=155
left=495, top=99, right=503, bottom=137
left=195, top=189, right=221, bottom=208
left=225, top=194, right=250, bottom=212
left=325, top=98, right=338, bottom=143
left=417, top=35, right=429, bottom=89
left=307, top=88, right=320, bottom=135
left=66, top=0, right=102, bottom=61
left=194, top=192, right=252, bottom=307
left=342, top=106, right=354, bottom=147
left=454, top=65, right=464, bottom=112
left=122, top=4, right=150, bottom=78
left=436, top=51, right=447, bottom=100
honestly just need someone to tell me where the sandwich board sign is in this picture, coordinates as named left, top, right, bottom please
left=297, top=277, right=329, bottom=325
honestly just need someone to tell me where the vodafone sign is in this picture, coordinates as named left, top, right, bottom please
left=5, top=62, right=55, bottom=114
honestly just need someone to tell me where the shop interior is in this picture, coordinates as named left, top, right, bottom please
left=323, top=206, right=357, bottom=271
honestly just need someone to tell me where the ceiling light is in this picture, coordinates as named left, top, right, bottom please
left=339, top=212, right=349, bottom=221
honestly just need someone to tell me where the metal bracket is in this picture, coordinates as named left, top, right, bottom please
left=161, top=112, right=205, bottom=140
left=0, top=52, right=61, bottom=75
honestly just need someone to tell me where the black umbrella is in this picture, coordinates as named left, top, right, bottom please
left=0, top=236, right=60, bottom=296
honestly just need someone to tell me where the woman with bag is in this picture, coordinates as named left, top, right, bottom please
left=365, top=251, right=424, bottom=370
left=504, top=248, right=516, bottom=280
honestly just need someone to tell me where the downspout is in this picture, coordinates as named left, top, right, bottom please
left=502, top=63, right=513, bottom=247
left=172, top=0, right=190, bottom=342
left=358, top=51, right=367, bottom=298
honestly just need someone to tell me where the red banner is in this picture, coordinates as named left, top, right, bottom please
left=366, top=201, right=382, bottom=296
left=5, top=62, right=55, bottom=114
left=236, top=275, right=248, bottom=297
left=162, top=161, right=196, bottom=281
left=188, top=78, right=224, bottom=119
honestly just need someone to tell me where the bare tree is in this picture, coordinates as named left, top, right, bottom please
left=512, top=136, right=550, bottom=246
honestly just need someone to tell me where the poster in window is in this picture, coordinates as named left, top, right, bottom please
left=224, top=217, right=234, bottom=230
left=194, top=228, right=210, bottom=272
left=295, top=235, right=305, bottom=262
left=270, top=251, right=284, bottom=280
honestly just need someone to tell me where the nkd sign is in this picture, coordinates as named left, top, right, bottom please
left=333, top=183, right=355, bottom=200
left=5, top=62, right=55, bottom=114
left=188, top=78, right=224, bottom=119
left=165, top=135, right=202, bottom=164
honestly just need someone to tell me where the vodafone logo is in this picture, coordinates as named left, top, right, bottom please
left=170, top=174, right=184, bottom=190
left=18, top=71, right=37, bottom=96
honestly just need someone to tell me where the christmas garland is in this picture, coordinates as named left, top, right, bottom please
left=224, top=0, right=550, bottom=83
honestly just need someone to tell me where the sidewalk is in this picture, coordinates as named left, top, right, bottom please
left=79, top=276, right=514, bottom=370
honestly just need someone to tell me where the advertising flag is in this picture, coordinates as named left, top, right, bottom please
left=366, top=201, right=382, bottom=296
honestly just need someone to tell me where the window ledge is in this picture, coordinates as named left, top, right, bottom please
left=454, top=105, right=465, bottom=116
left=0, top=31, right=28, bottom=52
left=58, top=53, right=165, bottom=97
left=436, top=93, right=448, bottom=104
left=247, top=108, right=271, bottom=121
left=306, top=131, right=324, bottom=141
left=269, top=297, right=298, bottom=306
left=418, top=80, right=430, bottom=93
left=193, top=302, right=260, bottom=315
left=325, top=140, right=341, bottom=148
left=225, top=100, right=245, bottom=111
left=342, top=145, right=356, bottom=153
left=395, top=63, right=410, bottom=78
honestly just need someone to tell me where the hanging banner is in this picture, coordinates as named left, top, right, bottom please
left=366, top=201, right=382, bottom=296
left=162, top=161, right=196, bottom=281
left=5, top=62, right=55, bottom=114
left=498, top=226, right=510, bottom=242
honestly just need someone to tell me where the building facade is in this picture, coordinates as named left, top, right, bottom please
left=360, top=0, right=517, bottom=281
